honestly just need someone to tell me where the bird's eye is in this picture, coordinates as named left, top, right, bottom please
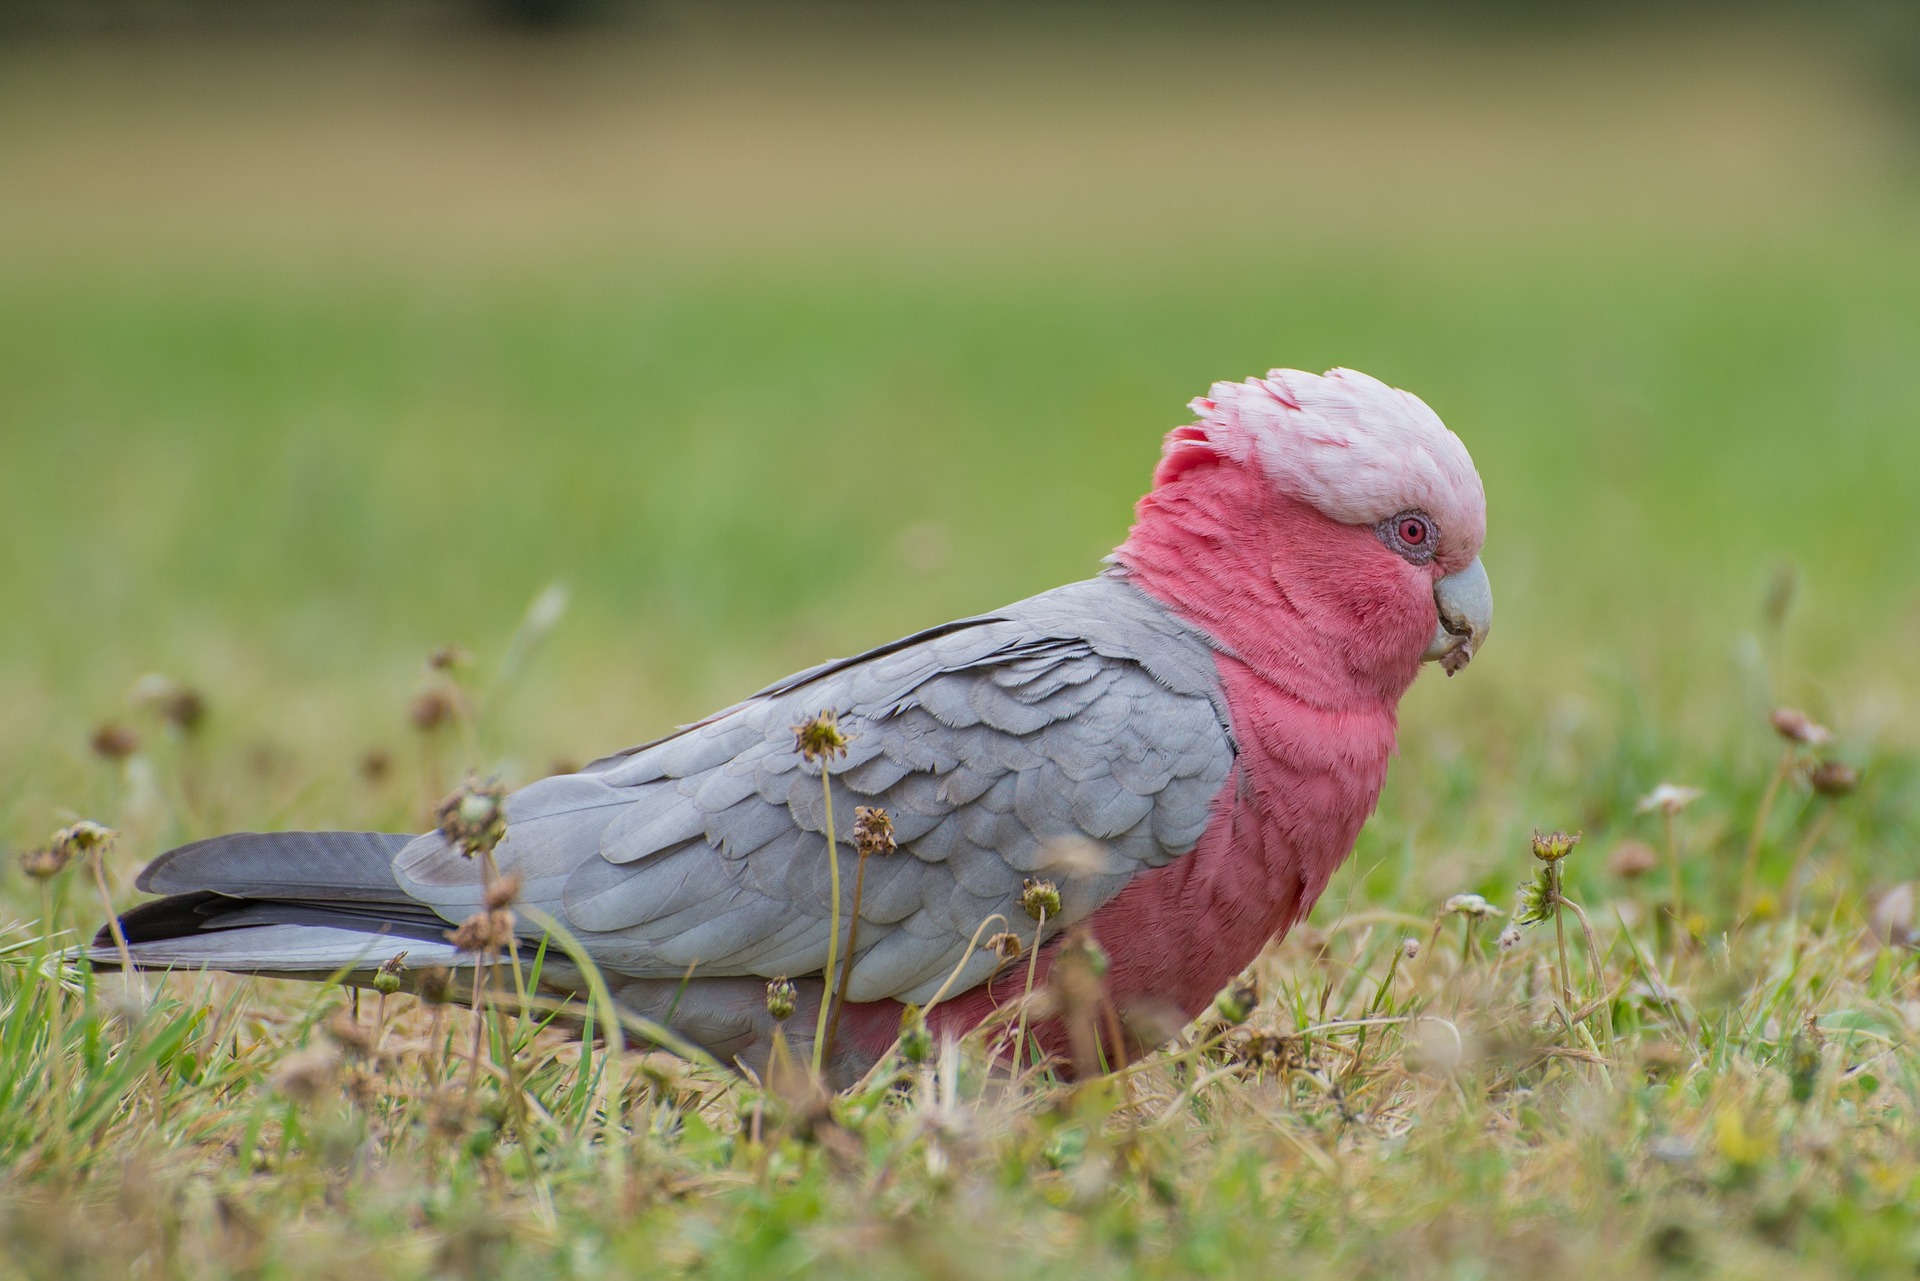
left=1377, top=511, right=1438, bottom=564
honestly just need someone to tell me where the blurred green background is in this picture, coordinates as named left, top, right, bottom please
left=2, top=4, right=1917, bottom=862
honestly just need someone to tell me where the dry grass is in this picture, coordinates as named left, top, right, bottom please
left=3, top=607, right=1918, bottom=1279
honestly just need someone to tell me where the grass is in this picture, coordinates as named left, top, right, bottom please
left=3, top=689, right=1918, bottom=1281
left=4, top=16, right=1920, bottom=1279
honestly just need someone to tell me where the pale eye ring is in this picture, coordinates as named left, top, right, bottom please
left=1377, top=511, right=1438, bottom=564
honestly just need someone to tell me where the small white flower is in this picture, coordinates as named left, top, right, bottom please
left=1637, top=783, right=1703, bottom=816
left=1443, top=893, right=1502, bottom=919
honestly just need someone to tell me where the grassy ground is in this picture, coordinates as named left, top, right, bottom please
left=3, top=13, right=1920, bottom=1278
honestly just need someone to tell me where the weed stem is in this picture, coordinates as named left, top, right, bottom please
left=1662, top=810, right=1685, bottom=946
left=1740, top=746, right=1795, bottom=912
left=1551, top=863, right=1575, bottom=1024
left=40, top=880, right=66, bottom=1161
left=811, top=769, right=843, bottom=1078
left=824, top=843, right=872, bottom=1067
left=1784, top=807, right=1834, bottom=918
left=1012, top=906, right=1047, bottom=1076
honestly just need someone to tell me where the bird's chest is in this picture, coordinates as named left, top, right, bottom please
left=1225, top=680, right=1398, bottom=909
left=1087, top=669, right=1397, bottom=1021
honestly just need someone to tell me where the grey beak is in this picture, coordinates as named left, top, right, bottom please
left=1422, top=556, right=1492, bottom=676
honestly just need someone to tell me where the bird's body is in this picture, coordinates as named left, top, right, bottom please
left=95, top=367, right=1491, bottom=1080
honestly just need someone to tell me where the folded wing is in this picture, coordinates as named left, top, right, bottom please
left=392, top=577, right=1235, bottom=1004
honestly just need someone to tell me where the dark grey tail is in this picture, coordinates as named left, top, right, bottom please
left=91, top=831, right=467, bottom=974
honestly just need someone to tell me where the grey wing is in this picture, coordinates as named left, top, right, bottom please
left=392, top=582, right=1235, bottom=1006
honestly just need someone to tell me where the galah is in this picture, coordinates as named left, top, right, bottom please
left=93, top=367, right=1491, bottom=1080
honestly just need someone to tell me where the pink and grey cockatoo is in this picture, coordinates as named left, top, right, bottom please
left=93, top=367, right=1490, bottom=1079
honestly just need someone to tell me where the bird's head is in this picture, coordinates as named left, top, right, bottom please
left=1117, top=367, right=1491, bottom=698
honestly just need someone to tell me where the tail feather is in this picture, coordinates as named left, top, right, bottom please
left=94, top=830, right=466, bottom=977
left=90, top=923, right=465, bottom=975
left=137, top=830, right=416, bottom=900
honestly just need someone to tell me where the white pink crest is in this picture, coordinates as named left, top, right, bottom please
left=1161, top=368, right=1487, bottom=565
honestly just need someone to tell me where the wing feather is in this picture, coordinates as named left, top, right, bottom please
left=391, top=577, right=1234, bottom=1006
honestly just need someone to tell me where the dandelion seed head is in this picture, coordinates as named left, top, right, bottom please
left=410, top=689, right=457, bottom=732
left=52, top=820, right=116, bottom=859
left=90, top=722, right=140, bottom=761
left=129, top=674, right=205, bottom=733
left=1770, top=707, right=1832, bottom=747
left=765, top=977, right=797, bottom=1022
left=1020, top=878, right=1062, bottom=921
left=483, top=872, right=522, bottom=911
left=18, top=846, right=68, bottom=880
left=416, top=966, right=455, bottom=1005
left=374, top=952, right=409, bottom=983
left=1807, top=760, right=1859, bottom=798
left=1530, top=829, right=1581, bottom=862
left=1444, top=893, right=1502, bottom=919
left=852, top=806, right=896, bottom=859
left=446, top=909, right=515, bottom=955
left=436, top=775, right=507, bottom=859
left=792, top=710, right=850, bottom=764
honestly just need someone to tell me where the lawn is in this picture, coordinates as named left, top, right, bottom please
left=1, top=13, right=1919, bottom=1278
